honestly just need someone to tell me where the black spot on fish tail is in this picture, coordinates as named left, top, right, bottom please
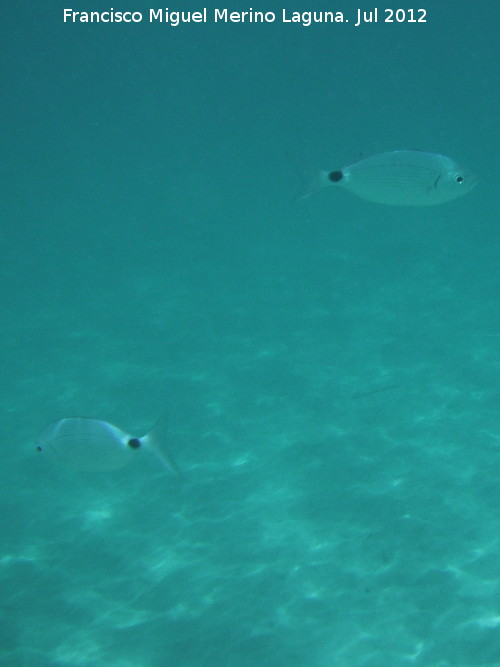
left=328, top=170, right=343, bottom=183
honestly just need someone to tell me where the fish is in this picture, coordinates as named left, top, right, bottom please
left=36, top=415, right=182, bottom=477
left=313, top=150, right=476, bottom=206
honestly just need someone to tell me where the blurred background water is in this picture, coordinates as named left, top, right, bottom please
left=1, top=1, right=499, bottom=664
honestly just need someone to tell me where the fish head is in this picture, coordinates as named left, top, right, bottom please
left=435, top=166, right=477, bottom=202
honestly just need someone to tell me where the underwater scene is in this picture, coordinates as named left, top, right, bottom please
left=1, top=0, right=499, bottom=665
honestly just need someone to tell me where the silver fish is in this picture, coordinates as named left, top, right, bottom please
left=318, top=150, right=476, bottom=206
left=36, top=415, right=181, bottom=477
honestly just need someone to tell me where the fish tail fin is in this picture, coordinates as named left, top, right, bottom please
left=143, top=411, right=183, bottom=479
left=293, top=166, right=332, bottom=202
left=300, top=169, right=332, bottom=200
left=285, top=152, right=332, bottom=202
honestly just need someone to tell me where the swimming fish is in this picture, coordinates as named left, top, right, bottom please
left=36, top=415, right=181, bottom=477
left=315, top=150, right=476, bottom=206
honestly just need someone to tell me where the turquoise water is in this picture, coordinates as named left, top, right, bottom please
left=2, top=1, right=499, bottom=665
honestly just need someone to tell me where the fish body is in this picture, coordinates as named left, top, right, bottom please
left=320, top=150, right=476, bottom=206
left=36, top=416, right=181, bottom=477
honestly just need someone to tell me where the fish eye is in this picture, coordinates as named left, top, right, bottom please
left=455, top=175, right=464, bottom=184
left=128, top=438, right=141, bottom=449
